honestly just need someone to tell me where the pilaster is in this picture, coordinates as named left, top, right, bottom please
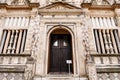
left=86, top=59, right=98, bottom=80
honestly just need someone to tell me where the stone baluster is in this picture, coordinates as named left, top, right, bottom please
left=99, top=17, right=104, bottom=27
left=25, top=17, right=29, bottom=27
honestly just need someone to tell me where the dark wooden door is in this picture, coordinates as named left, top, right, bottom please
left=49, top=34, right=73, bottom=73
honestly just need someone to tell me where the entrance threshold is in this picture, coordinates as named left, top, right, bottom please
left=47, top=72, right=73, bottom=77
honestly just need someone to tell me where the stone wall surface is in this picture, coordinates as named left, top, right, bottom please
left=0, top=0, right=120, bottom=80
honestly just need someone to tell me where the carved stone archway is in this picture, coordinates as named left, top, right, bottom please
left=45, top=25, right=77, bottom=75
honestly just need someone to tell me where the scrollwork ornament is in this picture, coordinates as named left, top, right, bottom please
left=81, top=15, right=91, bottom=55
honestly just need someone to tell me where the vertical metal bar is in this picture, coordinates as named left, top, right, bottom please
left=21, top=17, right=25, bottom=27
left=105, top=17, right=109, bottom=27
left=5, top=17, right=10, bottom=27
left=94, top=29, right=101, bottom=53
left=110, top=30, right=118, bottom=53
left=9, top=17, right=13, bottom=27
left=25, top=17, right=29, bottom=27
left=107, top=17, right=112, bottom=27
left=7, top=30, right=14, bottom=54
left=13, top=17, right=17, bottom=27
left=16, top=30, right=22, bottom=54
left=103, top=17, right=107, bottom=27
left=91, top=17, right=95, bottom=27
left=3, top=30, right=11, bottom=54
left=99, top=29, right=105, bottom=53
left=114, top=30, right=120, bottom=53
left=0, top=30, right=7, bottom=53
left=17, top=17, right=22, bottom=27
left=12, top=30, right=18, bottom=54
left=107, top=30, right=114, bottom=53
left=20, top=30, right=26, bottom=53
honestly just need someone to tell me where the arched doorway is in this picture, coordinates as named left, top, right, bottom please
left=48, top=28, right=73, bottom=74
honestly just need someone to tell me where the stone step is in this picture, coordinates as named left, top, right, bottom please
left=34, top=77, right=88, bottom=80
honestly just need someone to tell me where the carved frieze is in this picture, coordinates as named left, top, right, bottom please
left=11, top=0, right=30, bottom=5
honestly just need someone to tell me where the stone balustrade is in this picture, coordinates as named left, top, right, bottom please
left=91, top=54, right=120, bottom=65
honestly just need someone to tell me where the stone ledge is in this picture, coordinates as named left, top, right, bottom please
left=0, top=65, right=26, bottom=73
left=96, top=65, right=120, bottom=73
left=0, top=54, right=31, bottom=57
left=90, top=54, right=120, bottom=57
left=33, top=77, right=88, bottom=80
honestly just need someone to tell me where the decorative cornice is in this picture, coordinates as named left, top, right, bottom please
left=89, top=5, right=114, bottom=10
left=0, top=54, right=31, bottom=56
left=40, top=2, right=81, bottom=9
left=0, top=3, right=39, bottom=10
left=0, top=3, right=7, bottom=8
left=81, top=3, right=120, bottom=10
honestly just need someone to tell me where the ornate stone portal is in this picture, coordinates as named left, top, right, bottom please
left=0, top=0, right=120, bottom=80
